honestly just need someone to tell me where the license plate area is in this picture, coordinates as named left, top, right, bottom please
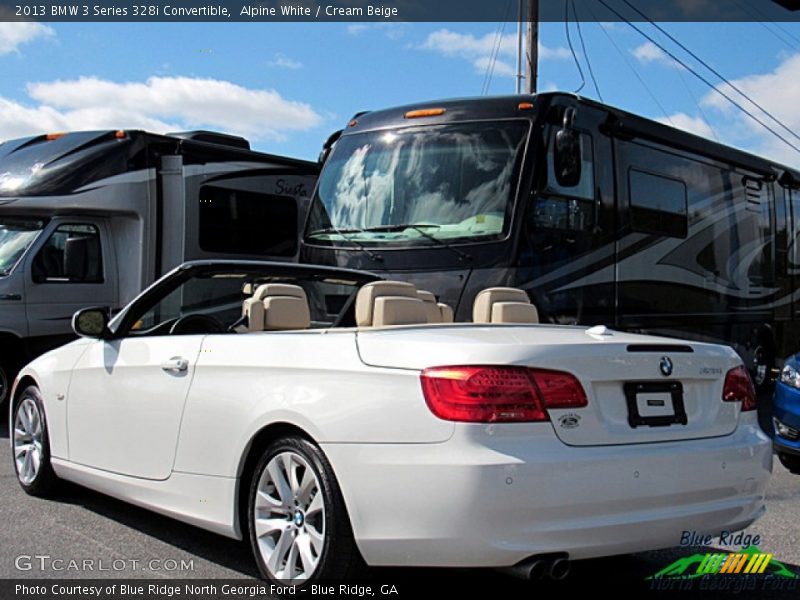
left=624, top=381, right=687, bottom=428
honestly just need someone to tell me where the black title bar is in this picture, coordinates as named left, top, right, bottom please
left=2, top=0, right=800, bottom=23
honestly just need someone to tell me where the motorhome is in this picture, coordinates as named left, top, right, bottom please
left=303, top=92, right=800, bottom=389
left=0, top=129, right=317, bottom=404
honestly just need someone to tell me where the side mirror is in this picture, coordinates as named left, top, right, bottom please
left=63, top=236, right=89, bottom=281
left=318, top=129, right=343, bottom=165
left=72, top=307, right=110, bottom=339
left=554, top=107, right=582, bottom=188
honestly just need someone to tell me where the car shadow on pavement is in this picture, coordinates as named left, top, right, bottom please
left=0, top=406, right=257, bottom=577
left=51, top=479, right=260, bottom=578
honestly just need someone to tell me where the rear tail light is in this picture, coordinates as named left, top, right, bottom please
left=723, top=365, right=757, bottom=411
left=420, top=365, right=587, bottom=423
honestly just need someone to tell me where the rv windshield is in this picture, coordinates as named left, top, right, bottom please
left=306, top=121, right=528, bottom=246
left=0, top=218, right=46, bottom=276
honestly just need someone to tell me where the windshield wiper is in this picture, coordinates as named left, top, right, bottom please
left=306, top=225, right=383, bottom=262
left=360, top=223, right=472, bottom=262
left=356, top=223, right=440, bottom=233
left=0, top=268, right=8, bottom=276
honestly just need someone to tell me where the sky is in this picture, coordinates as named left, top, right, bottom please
left=1, top=19, right=800, bottom=167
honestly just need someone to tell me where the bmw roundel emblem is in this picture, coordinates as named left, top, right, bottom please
left=659, top=356, right=673, bottom=377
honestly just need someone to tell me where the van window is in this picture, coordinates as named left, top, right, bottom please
left=32, top=223, right=103, bottom=283
left=199, top=185, right=297, bottom=257
left=629, top=169, right=688, bottom=238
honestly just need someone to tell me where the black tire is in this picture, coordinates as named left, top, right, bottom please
left=12, top=385, right=59, bottom=497
left=751, top=338, right=774, bottom=393
left=0, top=354, right=18, bottom=408
left=778, top=452, right=800, bottom=475
left=0, top=362, right=9, bottom=407
left=247, top=436, right=361, bottom=585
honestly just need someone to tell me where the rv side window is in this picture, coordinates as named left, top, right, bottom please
left=535, top=132, right=595, bottom=232
left=32, top=224, right=103, bottom=284
left=629, top=169, right=688, bottom=238
left=790, top=189, right=800, bottom=270
left=199, top=185, right=297, bottom=257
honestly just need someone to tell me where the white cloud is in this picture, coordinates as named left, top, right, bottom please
left=267, top=53, right=303, bottom=70
left=346, top=23, right=408, bottom=40
left=346, top=24, right=368, bottom=35
left=472, top=57, right=516, bottom=78
left=0, top=22, right=54, bottom=55
left=656, top=112, right=715, bottom=139
left=631, top=42, right=682, bottom=69
left=0, top=76, right=322, bottom=143
left=699, top=53, right=800, bottom=167
left=419, top=29, right=570, bottom=78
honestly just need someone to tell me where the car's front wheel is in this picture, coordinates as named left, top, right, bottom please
left=12, top=385, right=59, bottom=496
left=778, top=452, right=800, bottom=475
left=248, top=436, right=360, bottom=584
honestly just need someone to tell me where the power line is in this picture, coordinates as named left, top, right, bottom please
left=482, top=16, right=507, bottom=96
left=617, top=0, right=800, bottom=148
left=732, top=0, right=800, bottom=50
left=596, top=0, right=800, bottom=155
left=572, top=0, right=603, bottom=101
left=673, top=63, right=720, bottom=142
left=587, top=2, right=674, bottom=125
left=564, top=0, right=586, bottom=94
left=482, top=0, right=514, bottom=96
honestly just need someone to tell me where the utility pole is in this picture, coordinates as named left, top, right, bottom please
left=526, top=0, right=538, bottom=94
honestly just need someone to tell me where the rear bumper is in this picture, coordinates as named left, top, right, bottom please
left=323, top=414, right=772, bottom=568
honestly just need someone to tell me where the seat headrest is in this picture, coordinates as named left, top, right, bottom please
left=243, top=283, right=310, bottom=331
left=356, top=281, right=426, bottom=327
left=438, top=302, right=454, bottom=323
left=417, top=290, right=441, bottom=323
left=473, top=287, right=538, bottom=324
left=263, top=296, right=311, bottom=330
left=252, top=283, right=307, bottom=302
left=417, top=289, right=454, bottom=324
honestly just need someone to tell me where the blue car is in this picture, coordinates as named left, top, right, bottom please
left=774, top=355, right=800, bottom=474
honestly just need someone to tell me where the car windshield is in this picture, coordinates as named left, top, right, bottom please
left=0, top=217, right=46, bottom=276
left=306, top=121, right=529, bottom=246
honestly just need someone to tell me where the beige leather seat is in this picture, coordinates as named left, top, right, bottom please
left=417, top=290, right=454, bottom=324
left=355, top=281, right=428, bottom=327
left=242, top=283, right=311, bottom=332
left=472, top=287, right=539, bottom=324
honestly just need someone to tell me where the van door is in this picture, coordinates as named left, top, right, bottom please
left=23, top=218, right=117, bottom=344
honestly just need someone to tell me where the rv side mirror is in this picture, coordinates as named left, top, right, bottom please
left=319, top=129, right=343, bottom=165
left=63, top=236, right=89, bottom=281
left=72, top=307, right=110, bottom=339
left=554, top=108, right=582, bottom=188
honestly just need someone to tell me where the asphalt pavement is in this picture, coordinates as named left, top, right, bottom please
left=1, top=415, right=798, bottom=597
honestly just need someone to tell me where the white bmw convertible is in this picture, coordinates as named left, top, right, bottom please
left=10, top=261, right=771, bottom=583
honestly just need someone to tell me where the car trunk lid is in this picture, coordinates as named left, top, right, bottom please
left=356, top=325, right=743, bottom=446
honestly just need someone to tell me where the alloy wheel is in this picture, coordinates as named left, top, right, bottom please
left=14, top=397, right=44, bottom=485
left=253, top=451, right=326, bottom=581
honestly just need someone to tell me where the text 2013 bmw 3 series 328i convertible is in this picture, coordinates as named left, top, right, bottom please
left=9, top=261, right=772, bottom=584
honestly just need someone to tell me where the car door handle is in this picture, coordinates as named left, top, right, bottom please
left=161, top=357, right=189, bottom=373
